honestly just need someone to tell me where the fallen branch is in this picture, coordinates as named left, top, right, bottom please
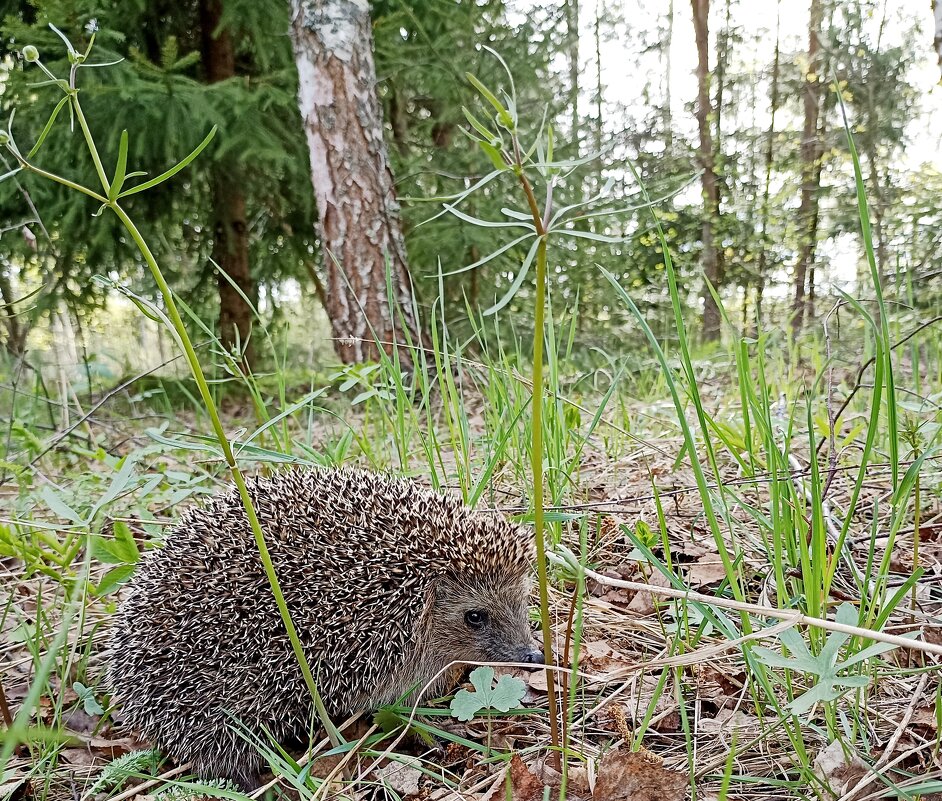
left=549, top=545, right=942, bottom=657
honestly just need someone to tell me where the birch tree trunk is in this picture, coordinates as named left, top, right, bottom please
left=691, top=0, right=722, bottom=342
left=289, top=0, right=423, bottom=365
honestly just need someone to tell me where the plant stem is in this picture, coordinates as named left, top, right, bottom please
left=109, top=201, right=337, bottom=740
left=515, top=159, right=561, bottom=767
left=27, top=76, right=341, bottom=744
left=531, top=235, right=560, bottom=768
left=911, top=472, right=920, bottom=614
left=16, top=159, right=106, bottom=202
left=70, top=90, right=111, bottom=195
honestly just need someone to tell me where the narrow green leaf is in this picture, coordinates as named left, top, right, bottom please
left=483, top=236, right=542, bottom=316
left=40, top=485, right=83, bottom=524
left=26, top=94, right=70, bottom=160
left=119, top=126, right=216, bottom=197
left=461, top=106, right=497, bottom=141
left=94, top=563, right=136, bottom=596
left=464, top=73, right=514, bottom=129
left=108, top=129, right=129, bottom=201
left=478, top=140, right=507, bottom=171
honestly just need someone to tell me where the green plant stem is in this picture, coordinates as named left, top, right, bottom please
left=911, top=472, right=920, bottom=614
left=21, top=75, right=341, bottom=746
left=109, top=201, right=336, bottom=740
left=70, top=89, right=111, bottom=195
left=531, top=234, right=560, bottom=767
left=16, top=158, right=105, bottom=202
left=515, top=161, right=561, bottom=768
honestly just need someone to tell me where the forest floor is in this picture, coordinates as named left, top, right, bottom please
left=2, top=352, right=942, bottom=801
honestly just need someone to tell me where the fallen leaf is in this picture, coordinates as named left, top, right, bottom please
left=484, top=754, right=546, bottom=801
left=685, top=556, right=729, bottom=587
left=376, top=756, right=422, bottom=797
left=627, top=572, right=673, bottom=616
left=0, top=776, right=30, bottom=801
left=527, top=669, right=564, bottom=693
left=813, top=739, right=868, bottom=797
left=692, top=664, right=746, bottom=703
left=592, top=748, right=688, bottom=800
left=699, top=709, right=760, bottom=734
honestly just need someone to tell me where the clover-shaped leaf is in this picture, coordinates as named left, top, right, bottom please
left=754, top=603, right=918, bottom=715
left=450, top=666, right=527, bottom=722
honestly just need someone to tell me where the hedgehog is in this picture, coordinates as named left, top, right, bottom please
left=107, top=467, right=542, bottom=787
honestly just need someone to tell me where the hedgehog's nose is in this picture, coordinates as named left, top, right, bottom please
left=521, top=645, right=545, bottom=665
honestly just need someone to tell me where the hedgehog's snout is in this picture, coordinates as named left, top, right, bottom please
left=518, top=643, right=545, bottom=665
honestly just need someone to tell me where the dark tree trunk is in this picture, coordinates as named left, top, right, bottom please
left=290, top=0, right=424, bottom=366
left=388, top=85, right=409, bottom=156
left=691, top=0, right=722, bottom=342
left=200, top=0, right=256, bottom=367
left=792, top=0, right=823, bottom=335
left=756, top=0, right=781, bottom=335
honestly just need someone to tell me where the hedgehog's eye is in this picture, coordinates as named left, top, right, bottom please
left=464, top=610, right=488, bottom=629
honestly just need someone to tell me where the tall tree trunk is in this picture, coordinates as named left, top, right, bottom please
left=691, top=0, right=722, bottom=342
left=567, top=0, right=580, bottom=149
left=594, top=0, right=604, bottom=188
left=0, top=262, right=28, bottom=357
left=934, top=0, right=942, bottom=79
left=200, top=0, right=256, bottom=367
left=755, top=0, right=781, bottom=335
left=664, top=0, right=674, bottom=150
left=792, top=0, right=823, bottom=335
left=290, top=0, right=423, bottom=365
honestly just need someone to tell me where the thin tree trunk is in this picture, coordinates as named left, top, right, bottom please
left=200, top=0, right=256, bottom=367
left=0, top=262, right=28, bottom=357
left=664, top=0, right=674, bottom=150
left=792, top=0, right=823, bottom=335
left=388, top=84, right=409, bottom=156
left=755, top=0, right=780, bottom=335
left=691, top=0, right=722, bottom=342
left=594, top=0, right=604, bottom=187
left=290, top=0, right=424, bottom=365
left=934, top=0, right=942, bottom=79
left=567, top=0, right=580, bottom=150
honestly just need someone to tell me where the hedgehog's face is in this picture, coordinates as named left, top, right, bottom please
left=426, top=572, right=543, bottom=667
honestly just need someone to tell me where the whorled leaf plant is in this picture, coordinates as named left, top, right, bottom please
left=441, top=47, right=680, bottom=765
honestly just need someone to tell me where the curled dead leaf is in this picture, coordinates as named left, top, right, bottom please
left=592, top=747, right=688, bottom=801
left=484, top=754, right=546, bottom=801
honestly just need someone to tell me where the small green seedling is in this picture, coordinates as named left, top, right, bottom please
left=90, top=520, right=141, bottom=595
left=450, top=666, right=526, bottom=722
left=72, top=681, right=104, bottom=716
left=754, top=603, right=918, bottom=715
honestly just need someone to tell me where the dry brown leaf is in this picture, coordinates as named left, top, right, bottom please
left=484, top=754, right=546, bottom=801
left=527, top=669, right=564, bottom=693
left=692, top=664, right=746, bottom=703
left=627, top=571, right=672, bottom=616
left=813, top=740, right=868, bottom=797
left=699, top=708, right=760, bottom=734
left=685, top=556, right=729, bottom=587
left=376, top=756, right=422, bottom=797
left=592, top=748, right=688, bottom=800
